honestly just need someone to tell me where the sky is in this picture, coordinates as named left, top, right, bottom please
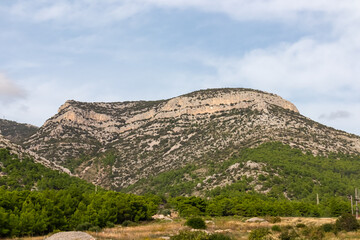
left=0, top=0, right=359, bottom=135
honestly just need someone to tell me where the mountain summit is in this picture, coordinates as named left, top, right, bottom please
left=22, top=88, right=360, bottom=190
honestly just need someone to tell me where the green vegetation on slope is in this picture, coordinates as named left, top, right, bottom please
left=0, top=148, right=93, bottom=191
left=219, top=142, right=360, bottom=200
left=126, top=142, right=360, bottom=203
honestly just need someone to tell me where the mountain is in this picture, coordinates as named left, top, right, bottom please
left=0, top=119, right=38, bottom=144
left=22, top=88, right=360, bottom=192
left=0, top=132, right=93, bottom=190
left=0, top=132, right=71, bottom=175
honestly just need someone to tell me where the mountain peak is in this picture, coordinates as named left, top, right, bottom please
left=55, top=88, right=299, bottom=126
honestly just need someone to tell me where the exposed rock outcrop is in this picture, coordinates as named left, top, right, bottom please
left=22, top=88, right=360, bottom=190
left=0, top=119, right=38, bottom=144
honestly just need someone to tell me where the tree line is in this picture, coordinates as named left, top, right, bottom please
left=0, top=187, right=161, bottom=237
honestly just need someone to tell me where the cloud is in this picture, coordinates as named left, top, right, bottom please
left=193, top=34, right=360, bottom=97
left=319, top=110, right=351, bottom=120
left=0, top=73, right=26, bottom=103
left=5, top=0, right=149, bottom=26
left=4, top=0, right=360, bottom=27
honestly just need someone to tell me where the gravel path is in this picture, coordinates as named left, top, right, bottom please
left=45, top=231, right=95, bottom=240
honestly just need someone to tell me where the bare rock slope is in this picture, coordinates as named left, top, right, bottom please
left=24, top=88, right=360, bottom=190
left=0, top=119, right=38, bottom=144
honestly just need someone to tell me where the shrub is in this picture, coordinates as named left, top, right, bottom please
left=170, top=230, right=208, bottom=240
left=75, top=222, right=92, bottom=231
left=88, top=226, right=101, bottom=232
left=271, top=225, right=281, bottom=232
left=321, top=223, right=334, bottom=232
left=295, top=223, right=306, bottom=228
left=279, top=228, right=298, bottom=240
left=208, top=233, right=232, bottom=240
left=268, top=216, right=281, bottom=223
left=248, top=228, right=271, bottom=240
left=121, top=220, right=138, bottom=227
left=106, top=221, right=115, bottom=228
left=160, top=209, right=172, bottom=216
left=185, top=217, right=207, bottom=229
left=170, top=231, right=231, bottom=240
left=335, top=213, right=359, bottom=232
left=302, top=227, right=324, bottom=240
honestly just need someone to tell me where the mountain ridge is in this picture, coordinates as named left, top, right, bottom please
left=5, top=88, right=360, bottom=191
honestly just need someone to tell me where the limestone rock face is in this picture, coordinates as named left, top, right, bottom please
left=23, top=88, right=360, bottom=190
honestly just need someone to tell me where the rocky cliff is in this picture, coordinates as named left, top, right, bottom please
left=0, top=119, right=38, bottom=144
left=23, top=88, right=360, bottom=190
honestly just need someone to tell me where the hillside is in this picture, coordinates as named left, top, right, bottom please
left=0, top=148, right=93, bottom=191
left=0, top=119, right=38, bottom=144
left=22, top=88, right=360, bottom=191
left=0, top=133, right=90, bottom=191
left=125, top=142, right=360, bottom=200
left=0, top=133, right=71, bottom=175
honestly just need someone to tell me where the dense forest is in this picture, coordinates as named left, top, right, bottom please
left=0, top=188, right=161, bottom=237
left=0, top=145, right=356, bottom=237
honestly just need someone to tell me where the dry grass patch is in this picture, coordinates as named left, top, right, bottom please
left=3, top=237, right=45, bottom=240
left=4, top=217, right=359, bottom=240
left=279, top=217, right=335, bottom=226
left=94, top=220, right=187, bottom=240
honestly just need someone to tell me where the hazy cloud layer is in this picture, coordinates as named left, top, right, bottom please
left=4, top=0, right=360, bottom=25
left=0, top=73, right=26, bottom=103
left=319, top=111, right=351, bottom=120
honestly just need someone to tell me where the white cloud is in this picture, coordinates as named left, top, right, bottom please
left=6, top=0, right=149, bottom=26
left=199, top=35, right=360, bottom=95
left=4, top=0, right=359, bottom=27
left=0, top=73, right=26, bottom=103
left=319, top=111, right=351, bottom=120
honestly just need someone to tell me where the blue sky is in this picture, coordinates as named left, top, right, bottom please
left=0, top=0, right=359, bottom=135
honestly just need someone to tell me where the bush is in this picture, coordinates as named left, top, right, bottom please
left=267, top=216, right=281, bottom=223
left=271, top=225, right=281, bottom=232
left=185, top=217, right=207, bottom=229
left=88, top=226, right=101, bottom=232
left=248, top=228, right=271, bottom=240
left=160, top=209, right=172, bottom=216
left=208, top=233, right=232, bottom=240
left=170, top=231, right=231, bottom=240
left=302, top=227, right=324, bottom=240
left=170, top=230, right=208, bottom=240
left=279, top=228, right=298, bottom=240
left=121, top=220, right=138, bottom=227
left=75, top=222, right=92, bottom=231
left=106, top=221, right=115, bottom=228
left=295, top=223, right=306, bottom=228
left=335, top=213, right=359, bottom=232
left=321, top=223, right=334, bottom=232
